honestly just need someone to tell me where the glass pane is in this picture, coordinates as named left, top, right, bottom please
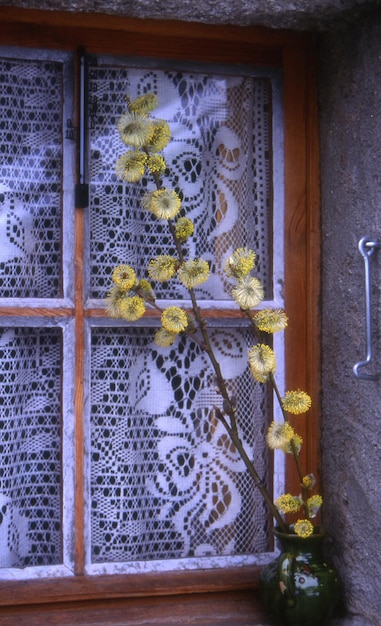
left=89, top=327, right=271, bottom=564
left=0, top=54, right=64, bottom=298
left=89, top=63, right=272, bottom=300
left=0, top=327, right=62, bottom=567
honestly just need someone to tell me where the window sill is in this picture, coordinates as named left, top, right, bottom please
left=0, top=565, right=262, bottom=607
left=0, top=590, right=271, bottom=625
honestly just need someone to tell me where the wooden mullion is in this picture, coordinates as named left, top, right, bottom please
left=73, top=50, right=86, bottom=575
left=74, top=205, right=85, bottom=576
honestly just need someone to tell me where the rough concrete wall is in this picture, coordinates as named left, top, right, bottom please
left=319, top=11, right=381, bottom=625
left=0, top=0, right=379, bottom=30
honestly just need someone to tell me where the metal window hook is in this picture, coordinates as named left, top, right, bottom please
left=353, top=236, right=381, bottom=380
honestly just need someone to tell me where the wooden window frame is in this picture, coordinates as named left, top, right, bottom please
left=0, top=6, right=320, bottom=616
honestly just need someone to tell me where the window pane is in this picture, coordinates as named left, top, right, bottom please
left=89, top=62, right=273, bottom=301
left=89, top=326, right=271, bottom=565
left=0, top=53, right=65, bottom=298
left=0, top=327, right=62, bottom=567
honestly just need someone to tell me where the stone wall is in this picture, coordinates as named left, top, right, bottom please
left=0, top=0, right=378, bottom=30
left=319, top=11, right=381, bottom=624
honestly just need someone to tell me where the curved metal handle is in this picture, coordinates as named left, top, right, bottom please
left=353, top=236, right=381, bottom=381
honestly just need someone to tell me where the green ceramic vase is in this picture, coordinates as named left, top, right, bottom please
left=259, top=528, right=341, bottom=626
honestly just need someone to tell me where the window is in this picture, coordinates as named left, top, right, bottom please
left=0, top=7, right=320, bottom=612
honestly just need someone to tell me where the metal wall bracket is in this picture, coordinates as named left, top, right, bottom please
left=353, top=236, right=381, bottom=380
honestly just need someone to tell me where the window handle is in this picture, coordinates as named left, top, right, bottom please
left=353, top=236, right=381, bottom=380
left=75, top=48, right=89, bottom=208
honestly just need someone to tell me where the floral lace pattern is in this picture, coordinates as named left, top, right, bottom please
left=0, top=55, right=66, bottom=298
left=88, top=61, right=274, bottom=564
left=90, top=328, right=271, bottom=562
left=89, top=62, right=272, bottom=301
left=0, top=52, right=275, bottom=569
left=0, top=327, right=62, bottom=567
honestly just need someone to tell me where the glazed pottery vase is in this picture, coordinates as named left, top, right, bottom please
left=259, top=527, right=341, bottom=626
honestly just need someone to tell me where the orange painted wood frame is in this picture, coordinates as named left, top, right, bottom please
left=0, top=6, right=320, bottom=612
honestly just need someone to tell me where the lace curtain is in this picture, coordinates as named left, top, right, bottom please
left=0, top=55, right=64, bottom=299
left=88, top=63, right=274, bottom=565
left=89, top=64, right=272, bottom=300
left=0, top=51, right=277, bottom=571
left=0, top=53, right=65, bottom=568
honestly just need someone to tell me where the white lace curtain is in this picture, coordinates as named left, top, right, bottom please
left=88, top=63, right=274, bottom=565
left=0, top=53, right=65, bottom=568
left=0, top=51, right=277, bottom=571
